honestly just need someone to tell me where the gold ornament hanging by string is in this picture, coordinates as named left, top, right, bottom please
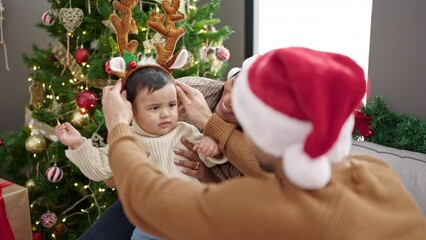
left=25, top=134, right=47, bottom=154
left=71, top=109, right=90, bottom=129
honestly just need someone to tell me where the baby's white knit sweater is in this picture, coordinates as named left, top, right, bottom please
left=65, top=122, right=227, bottom=181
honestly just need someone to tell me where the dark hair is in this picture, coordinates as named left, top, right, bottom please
left=125, top=66, right=175, bottom=103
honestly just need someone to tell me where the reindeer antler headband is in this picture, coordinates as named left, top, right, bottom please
left=108, top=0, right=188, bottom=87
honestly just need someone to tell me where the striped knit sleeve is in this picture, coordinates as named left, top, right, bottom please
left=204, top=114, right=274, bottom=180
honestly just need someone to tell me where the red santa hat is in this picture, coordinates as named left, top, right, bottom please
left=232, top=47, right=366, bottom=189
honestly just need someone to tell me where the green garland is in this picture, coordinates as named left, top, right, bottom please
left=360, top=96, right=426, bottom=154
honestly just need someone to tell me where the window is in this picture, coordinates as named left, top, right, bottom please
left=253, top=0, right=373, bottom=75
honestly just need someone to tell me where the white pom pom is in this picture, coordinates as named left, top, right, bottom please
left=283, top=143, right=331, bottom=189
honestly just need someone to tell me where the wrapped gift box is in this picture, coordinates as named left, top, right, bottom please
left=0, top=178, right=32, bottom=240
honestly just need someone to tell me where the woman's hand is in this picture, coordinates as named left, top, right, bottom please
left=102, top=80, right=133, bottom=131
left=176, top=81, right=212, bottom=130
left=173, top=138, right=220, bottom=183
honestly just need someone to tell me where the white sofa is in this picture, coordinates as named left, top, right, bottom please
left=350, top=140, right=426, bottom=215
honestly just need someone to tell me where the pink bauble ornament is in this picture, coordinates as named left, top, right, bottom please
left=128, top=60, right=137, bottom=69
left=46, top=166, right=63, bottom=183
left=105, top=60, right=112, bottom=75
left=40, top=212, right=57, bottom=228
left=74, top=48, right=90, bottom=63
left=215, top=47, right=230, bottom=61
left=42, top=10, right=55, bottom=26
left=76, top=90, right=98, bottom=111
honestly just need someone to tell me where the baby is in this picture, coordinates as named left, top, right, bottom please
left=55, top=65, right=227, bottom=240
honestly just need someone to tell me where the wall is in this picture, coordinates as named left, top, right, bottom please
left=0, top=0, right=51, bottom=133
left=0, top=0, right=245, bottom=133
left=199, top=0, right=246, bottom=72
left=369, top=0, right=426, bottom=120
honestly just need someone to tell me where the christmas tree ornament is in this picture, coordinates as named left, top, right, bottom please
left=128, top=60, right=137, bottom=69
left=91, top=132, right=106, bottom=147
left=46, top=166, right=64, bottom=183
left=58, top=8, right=84, bottom=33
left=40, top=211, right=57, bottom=228
left=29, top=81, right=45, bottom=109
left=215, top=46, right=230, bottom=61
left=76, top=90, right=98, bottom=111
left=58, top=6, right=84, bottom=65
left=0, top=0, right=9, bottom=71
left=71, top=109, right=90, bottom=128
left=0, top=136, right=4, bottom=146
left=41, top=10, right=55, bottom=26
left=105, top=60, right=112, bottom=75
left=74, top=48, right=90, bottom=63
left=102, top=20, right=116, bottom=33
left=87, top=0, right=91, bottom=14
left=32, top=231, right=43, bottom=240
left=54, top=223, right=68, bottom=238
left=90, top=39, right=99, bottom=50
left=183, top=50, right=194, bottom=68
left=25, top=134, right=47, bottom=154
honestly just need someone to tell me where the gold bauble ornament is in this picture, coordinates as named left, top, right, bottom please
left=29, top=81, right=45, bottom=109
left=25, top=134, right=47, bottom=153
left=71, top=110, right=90, bottom=128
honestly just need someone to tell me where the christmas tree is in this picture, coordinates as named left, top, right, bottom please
left=0, top=0, right=231, bottom=239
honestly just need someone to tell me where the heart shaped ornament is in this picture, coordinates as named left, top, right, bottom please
left=58, top=8, right=84, bottom=32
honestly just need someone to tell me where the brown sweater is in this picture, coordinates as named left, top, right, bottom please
left=204, top=114, right=273, bottom=180
left=108, top=122, right=426, bottom=240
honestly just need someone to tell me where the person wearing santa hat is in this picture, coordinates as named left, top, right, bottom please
left=101, top=47, right=426, bottom=240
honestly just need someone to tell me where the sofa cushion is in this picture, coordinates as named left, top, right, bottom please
left=350, top=140, right=426, bottom=214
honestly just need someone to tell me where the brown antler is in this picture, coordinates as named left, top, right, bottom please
left=147, top=0, right=186, bottom=69
left=110, top=0, right=139, bottom=55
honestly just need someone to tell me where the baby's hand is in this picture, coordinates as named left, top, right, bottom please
left=55, top=122, right=84, bottom=150
left=193, top=137, right=221, bottom=157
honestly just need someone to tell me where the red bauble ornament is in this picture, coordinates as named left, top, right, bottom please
left=105, top=60, right=112, bottom=75
left=74, top=48, right=90, bottom=63
left=76, top=90, right=98, bottom=111
left=0, top=137, right=4, bottom=147
left=128, top=60, right=137, bottom=69
left=32, top=231, right=44, bottom=240
left=42, top=10, right=55, bottom=26
left=46, top=166, right=63, bottom=183
left=215, top=47, right=230, bottom=61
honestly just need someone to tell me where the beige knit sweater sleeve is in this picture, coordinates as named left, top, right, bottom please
left=65, top=138, right=112, bottom=181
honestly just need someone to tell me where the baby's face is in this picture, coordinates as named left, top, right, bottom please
left=132, top=83, right=179, bottom=135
